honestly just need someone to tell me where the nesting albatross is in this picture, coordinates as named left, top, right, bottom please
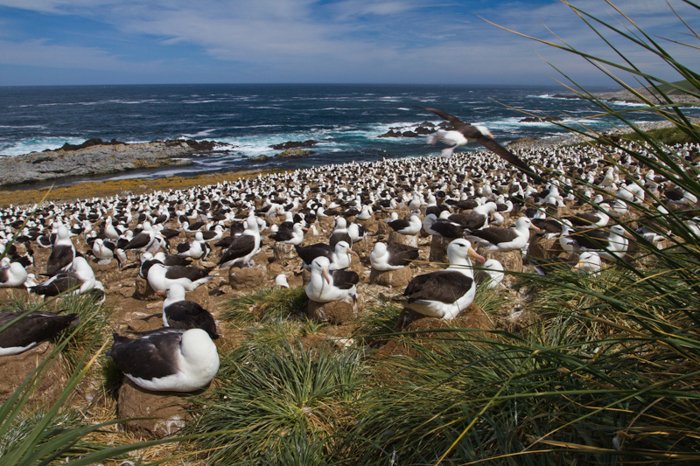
left=0, top=312, right=78, bottom=356
left=109, top=328, right=219, bottom=392
left=402, top=238, right=485, bottom=320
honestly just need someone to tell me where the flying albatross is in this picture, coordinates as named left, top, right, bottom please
left=423, top=107, right=542, bottom=183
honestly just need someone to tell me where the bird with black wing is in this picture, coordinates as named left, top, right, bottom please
left=423, top=107, right=542, bottom=183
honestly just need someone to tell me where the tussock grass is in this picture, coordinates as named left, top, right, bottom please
left=354, top=301, right=404, bottom=347
left=187, top=342, right=366, bottom=465
left=225, top=286, right=308, bottom=324
left=617, top=124, right=700, bottom=144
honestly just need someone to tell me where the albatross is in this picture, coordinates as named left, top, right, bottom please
left=0, top=311, right=78, bottom=356
left=423, top=107, right=542, bottom=182
left=402, top=238, right=485, bottom=320
left=108, top=328, right=219, bottom=392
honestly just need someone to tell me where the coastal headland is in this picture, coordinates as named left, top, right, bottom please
left=0, top=138, right=218, bottom=187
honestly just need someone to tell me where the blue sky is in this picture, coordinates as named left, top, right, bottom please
left=0, top=0, right=696, bottom=86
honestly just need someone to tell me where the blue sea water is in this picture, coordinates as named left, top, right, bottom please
left=0, top=83, right=686, bottom=180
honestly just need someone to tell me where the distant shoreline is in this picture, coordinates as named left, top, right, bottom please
left=0, top=119, right=686, bottom=208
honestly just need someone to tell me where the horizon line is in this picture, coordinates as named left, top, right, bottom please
left=0, top=81, right=615, bottom=90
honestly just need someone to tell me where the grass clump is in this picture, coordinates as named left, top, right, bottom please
left=225, top=286, right=308, bottom=324
left=187, top=342, right=366, bottom=465
left=616, top=124, right=700, bottom=144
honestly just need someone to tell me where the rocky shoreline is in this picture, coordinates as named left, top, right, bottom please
left=0, top=137, right=327, bottom=187
left=0, top=107, right=692, bottom=188
left=0, top=139, right=219, bottom=187
left=555, top=87, right=700, bottom=105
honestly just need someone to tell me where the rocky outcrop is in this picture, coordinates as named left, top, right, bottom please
left=268, top=140, right=318, bottom=159
left=378, top=121, right=450, bottom=138
left=270, top=140, right=317, bottom=150
left=520, top=116, right=562, bottom=123
left=0, top=139, right=219, bottom=186
left=277, top=148, right=314, bottom=158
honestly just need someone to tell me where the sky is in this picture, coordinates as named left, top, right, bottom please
left=0, top=0, right=697, bottom=86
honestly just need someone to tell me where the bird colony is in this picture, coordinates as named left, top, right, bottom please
left=0, top=132, right=698, bottom=436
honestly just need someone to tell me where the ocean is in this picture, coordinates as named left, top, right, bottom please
left=0, top=83, right=685, bottom=180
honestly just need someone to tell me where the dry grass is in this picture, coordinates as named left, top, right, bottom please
left=0, top=168, right=279, bottom=207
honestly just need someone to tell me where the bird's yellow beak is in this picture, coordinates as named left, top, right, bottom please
left=468, top=247, right=486, bottom=264
left=322, top=266, right=332, bottom=284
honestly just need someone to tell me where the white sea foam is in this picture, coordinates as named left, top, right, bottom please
left=479, top=116, right=606, bottom=132
left=182, top=99, right=222, bottom=104
left=531, top=93, right=580, bottom=101
left=607, top=101, right=647, bottom=108
left=180, top=128, right=218, bottom=138
left=0, top=136, right=85, bottom=156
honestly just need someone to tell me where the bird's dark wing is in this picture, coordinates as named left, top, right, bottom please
left=477, top=138, right=542, bottom=183
left=449, top=212, right=486, bottom=230
left=31, top=273, right=82, bottom=296
left=424, top=107, right=467, bottom=130
left=425, top=107, right=542, bottom=183
left=387, top=243, right=420, bottom=266
left=295, top=243, right=332, bottom=265
left=329, top=232, right=352, bottom=248
left=219, top=234, right=255, bottom=265
left=532, top=218, right=563, bottom=234
left=404, top=271, right=473, bottom=303
left=470, top=226, right=518, bottom=245
left=46, top=245, right=74, bottom=276
left=165, top=265, right=209, bottom=281
left=0, top=312, right=77, bottom=348
left=388, top=219, right=410, bottom=231
left=570, top=228, right=610, bottom=250
left=124, top=232, right=151, bottom=250
left=564, top=212, right=601, bottom=227
left=331, top=270, right=359, bottom=289
left=109, top=330, right=182, bottom=379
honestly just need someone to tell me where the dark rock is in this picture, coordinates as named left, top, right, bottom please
left=59, top=138, right=124, bottom=151
left=378, top=129, right=403, bottom=138
left=520, top=116, right=562, bottom=123
left=552, top=93, right=579, bottom=100
left=270, top=139, right=318, bottom=150
left=277, top=149, right=314, bottom=158
left=414, top=125, right=434, bottom=135
left=183, top=139, right=218, bottom=151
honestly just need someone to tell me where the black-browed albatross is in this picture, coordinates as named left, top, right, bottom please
left=423, top=107, right=542, bottom=183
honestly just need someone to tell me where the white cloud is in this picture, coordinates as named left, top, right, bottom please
left=0, top=0, right=695, bottom=84
left=0, top=39, right=125, bottom=68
